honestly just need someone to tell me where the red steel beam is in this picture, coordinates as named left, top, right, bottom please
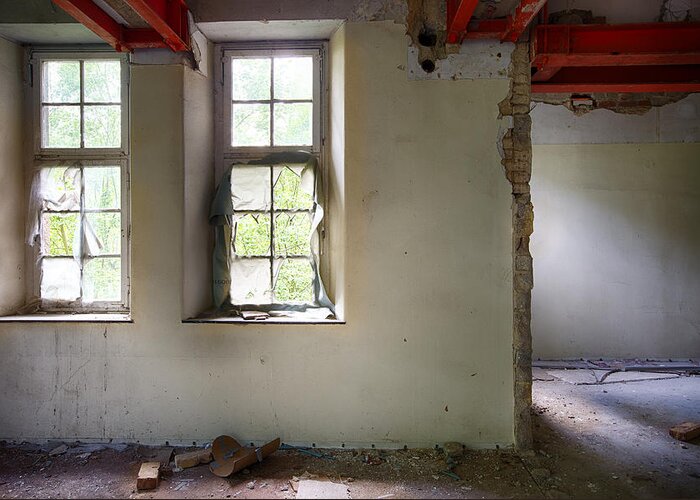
left=52, top=0, right=127, bottom=51
left=463, top=19, right=508, bottom=39
left=123, top=0, right=189, bottom=51
left=501, top=0, right=547, bottom=43
left=446, top=0, right=480, bottom=44
left=531, top=65, right=700, bottom=93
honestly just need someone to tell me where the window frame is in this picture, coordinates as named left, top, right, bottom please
left=29, top=51, right=130, bottom=313
left=214, top=41, right=329, bottom=309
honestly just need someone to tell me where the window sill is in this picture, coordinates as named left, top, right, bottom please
left=0, top=313, right=132, bottom=323
left=183, top=317, right=344, bottom=325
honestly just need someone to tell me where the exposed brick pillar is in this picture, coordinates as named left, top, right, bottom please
left=499, top=42, right=534, bottom=450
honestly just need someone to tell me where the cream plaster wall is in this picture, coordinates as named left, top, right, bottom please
left=0, top=22, right=514, bottom=448
left=0, top=37, right=25, bottom=315
left=532, top=143, right=700, bottom=359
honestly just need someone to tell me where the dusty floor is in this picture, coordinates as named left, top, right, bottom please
left=0, top=371, right=698, bottom=499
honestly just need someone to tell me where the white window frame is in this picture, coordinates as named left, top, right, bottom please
left=30, top=51, right=130, bottom=312
left=214, top=41, right=329, bottom=308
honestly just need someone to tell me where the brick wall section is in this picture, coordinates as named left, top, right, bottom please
left=499, top=42, right=534, bottom=451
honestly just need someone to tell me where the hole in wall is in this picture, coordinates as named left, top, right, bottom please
left=421, top=59, right=436, bottom=73
left=418, top=27, right=437, bottom=47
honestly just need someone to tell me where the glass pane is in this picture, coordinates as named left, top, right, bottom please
left=44, top=105, right=80, bottom=148
left=274, top=166, right=314, bottom=209
left=273, top=102, right=312, bottom=146
left=41, top=258, right=80, bottom=301
left=84, top=105, right=121, bottom=148
left=84, top=60, right=121, bottom=103
left=232, top=103, right=270, bottom=146
left=83, top=257, right=121, bottom=302
left=230, top=258, right=271, bottom=304
left=40, top=167, right=80, bottom=211
left=231, top=166, right=271, bottom=211
left=44, top=61, right=80, bottom=103
left=274, top=259, right=314, bottom=303
left=274, top=213, right=311, bottom=256
left=86, top=213, right=121, bottom=255
left=231, top=58, right=270, bottom=100
left=85, top=167, right=121, bottom=209
left=233, top=214, right=271, bottom=256
left=274, top=57, right=313, bottom=100
left=41, top=213, right=79, bottom=256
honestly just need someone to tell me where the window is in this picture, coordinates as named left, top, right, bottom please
left=29, top=53, right=129, bottom=312
left=212, top=44, right=333, bottom=318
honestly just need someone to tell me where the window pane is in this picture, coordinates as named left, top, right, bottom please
left=233, top=214, right=271, bottom=256
left=274, top=259, right=314, bottom=303
left=83, top=258, right=121, bottom=302
left=274, top=57, right=313, bottom=100
left=41, top=213, right=79, bottom=256
left=44, top=105, right=80, bottom=148
left=85, top=167, right=121, bottom=209
left=231, top=58, right=270, bottom=100
left=84, top=105, right=121, bottom=148
left=43, top=61, right=80, bottom=103
left=40, top=167, right=81, bottom=211
left=274, top=166, right=314, bottom=209
left=232, top=103, right=270, bottom=146
left=274, top=213, right=311, bottom=256
left=84, top=60, right=121, bottom=103
left=230, top=258, right=271, bottom=304
left=231, top=166, right=271, bottom=211
left=41, top=258, right=80, bottom=301
left=86, top=213, right=121, bottom=256
left=273, top=102, right=312, bottom=146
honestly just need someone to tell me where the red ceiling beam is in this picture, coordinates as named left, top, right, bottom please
left=123, top=0, right=189, bottom=52
left=462, top=19, right=508, bottom=39
left=501, top=0, right=547, bottom=43
left=446, top=0, right=480, bottom=44
left=52, top=0, right=128, bottom=51
left=51, top=0, right=189, bottom=52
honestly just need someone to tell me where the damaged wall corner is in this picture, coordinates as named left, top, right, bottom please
left=498, top=42, right=534, bottom=451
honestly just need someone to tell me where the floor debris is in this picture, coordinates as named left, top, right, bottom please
left=295, top=479, right=349, bottom=499
left=174, top=448, right=213, bottom=469
left=669, top=421, right=700, bottom=442
left=48, top=445, right=67, bottom=457
left=136, top=462, right=160, bottom=490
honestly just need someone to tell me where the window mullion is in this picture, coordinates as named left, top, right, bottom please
left=269, top=164, right=275, bottom=302
left=269, top=58, right=275, bottom=147
left=79, top=165, right=86, bottom=304
left=79, top=60, right=85, bottom=149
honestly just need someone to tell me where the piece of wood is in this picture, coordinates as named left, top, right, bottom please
left=137, top=462, right=160, bottom=490
left=669, top=422, right=700, bottom=442
left=174, top=448, right=213, bottom=469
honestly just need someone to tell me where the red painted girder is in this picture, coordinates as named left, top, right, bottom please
left=123, top=0, right=189, bottom=51
left=533, top=22, right=700, bottom=59
left=531, top=65, right=700, bottom=93
left=446, top=0, right=480, bottom=44
left=501, top=0, right=547, bottom=43
left=462, top=19, right=508, bottom=39
left=52, top=0, right=127, bottom=51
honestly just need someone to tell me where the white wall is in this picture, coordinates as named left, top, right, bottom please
left=0, top=37, right=25, bottom=315
left=532, top=143, right=700, bottom=359
left=0, top=22, right=516, bottom=448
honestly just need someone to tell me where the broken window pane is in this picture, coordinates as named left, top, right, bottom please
left=84, top=60, right=121, bottom=103
left=231, top=166, right=271, bottom=211
left=231, top=58, right=271, bottom=101
left=83, top=257, right=121, bottom=302
left=41, top=258, right=80, bottom=301
left=41, top=213, right=79, bottom=256
left=85, top=213, right=121, bottom=255
left=43, top=61, right=80, bottom=103
left=274, top=259, right=314, bottom=303
left=274, top=57, right=313, bottom=100
left=274, top=166, right=314, bottom=209
left=232, top=103, right=270, bottom=147
left=41, top=167, right=81, bottom=211
left=229, top=258, right=271, bottom=304
left=273, top=102, right=312, bottom=146
left=85, top=167, right=120, bottom=209
left=274, top=213, right=311, bottom=256
left=84, top=105, right=121, bottom=148
left=233, top=214, right=271, bottom=256
left=44, top=105, right=80, bottom=148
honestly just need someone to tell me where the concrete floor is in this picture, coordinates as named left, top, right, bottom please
left=0, top=371, right=698, bottom=499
